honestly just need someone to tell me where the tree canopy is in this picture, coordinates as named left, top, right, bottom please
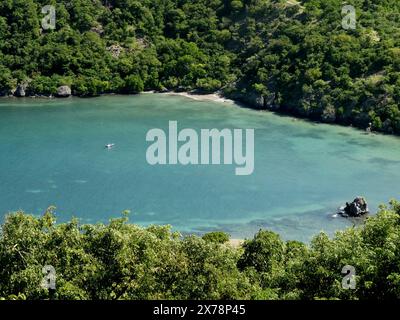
left=1, top=0, right=400, bottom=134
left=1, top=200, right=400, bottom=300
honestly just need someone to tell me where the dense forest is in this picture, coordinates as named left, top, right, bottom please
left=1, top=0, right=400, bottom=134
left=1, top=200, right=400, bottom=300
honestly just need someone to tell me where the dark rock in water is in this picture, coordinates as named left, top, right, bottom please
left=338, top=197, right=369, bottom=217
left=56, top=85, right=72, bottom=97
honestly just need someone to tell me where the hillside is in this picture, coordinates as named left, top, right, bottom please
left=1, top=0, right=400, bottom=133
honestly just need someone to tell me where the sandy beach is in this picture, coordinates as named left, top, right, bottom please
left=229, top=239, right=244, bottom=248
left=159, top=91, right=235, bottom=104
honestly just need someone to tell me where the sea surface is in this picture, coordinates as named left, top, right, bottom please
left=1, top=94, right=399, bottom=242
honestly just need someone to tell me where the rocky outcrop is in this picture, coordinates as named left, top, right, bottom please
left=90, top=24, right=104, bottom=35
left=56, top=85, right=72, bottom=97
left=247, top=92, right=265, bottom=109
left=338, top=197, right=369, bottom=217
left=225, top=90, right=280, bottom=110
left=264, top=92, right=280, bottom=110
left=382, top=119, right=394, bottom=134
left=14, top=83, right=28, bottom=97
left=107, top=44, right=123, bottom=58
left=321, top=105, right=336, bottom=123
left=227, top=91, right=264, bottom=109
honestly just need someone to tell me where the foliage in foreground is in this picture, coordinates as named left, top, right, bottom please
left=1, top=200, right=400, bottom=300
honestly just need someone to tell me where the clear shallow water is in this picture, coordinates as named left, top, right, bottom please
left=0, top=94, right=399, bottom=242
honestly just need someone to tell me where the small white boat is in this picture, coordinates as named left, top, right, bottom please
left=105, top=143, right=115, bottom=149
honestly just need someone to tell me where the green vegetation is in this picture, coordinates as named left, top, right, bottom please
left=1, top=200, right=400, bottom=300
left=202, top=231, right=230, bottom=244
left=1, top=1, right=400, bottom=133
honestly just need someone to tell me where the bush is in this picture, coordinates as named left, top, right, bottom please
left=1, top=201, right=400, bottom=299
left=195, top=78, right=222, bottom=93
left=124, top=75, right=144, bottom=94
left=202, top=231, right=230, bottom=244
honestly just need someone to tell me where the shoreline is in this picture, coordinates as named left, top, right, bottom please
left=1, top=90, right=236, bottom=105
left=159, top=91, right=236, bottom=104
left=1, top=90, right=394, bottom=138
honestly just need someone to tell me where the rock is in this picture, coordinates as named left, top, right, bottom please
left=106, top=44, right=123, bottom=58
left=56, top=85, right=71, bottom=97
left=382, top=119, right=394, bottom=133
left=321, top=105, right=336, bottom=123
left=90, top=24, right=104, bottom=35
left=227, top=91, right=266, bottom=109
left=246, top=92, right=265, bottom=109
left=175, top=86, right=186, bottom=92
left=135, top=37, right=148, bottom=49
left=265, top=92, right=280, bottom=110
left=158, top=87, right=169, bottom=93
left=14, top=84, right=27, bottom=97
left=338, top=196, right=369, bottom=217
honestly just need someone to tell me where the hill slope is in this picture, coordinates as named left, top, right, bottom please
left=1, top=0, right=400, bottom=133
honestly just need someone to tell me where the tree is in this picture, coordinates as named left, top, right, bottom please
left=202, top=231, right=230, bottom=244
left=124, top=75, right=144, bottom=93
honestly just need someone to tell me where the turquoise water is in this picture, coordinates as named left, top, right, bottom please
left=0, top=94, right=399, bottom=242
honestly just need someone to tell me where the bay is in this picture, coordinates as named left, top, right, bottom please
left=1, top=94, right=399, bottom=242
